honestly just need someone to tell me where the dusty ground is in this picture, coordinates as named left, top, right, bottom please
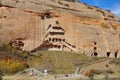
left=3, top=75, right=82, bottom=80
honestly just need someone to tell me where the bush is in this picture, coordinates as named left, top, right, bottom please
left=0, top=59, right=25, bottom=74
left=0, top=42, right=29, bottom=60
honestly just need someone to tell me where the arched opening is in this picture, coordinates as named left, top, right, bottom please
left=93, top=52, right=98, bottom=57
left=115, top=51, right=118, bottom=58
left=94, top=47, right=97, bottom=51
left=107, top=52, right=111, bottom=57
left=56, top=38, right=58, bottom=42
left=52, top=38, right=55, bottom=42
left=59, top=39, right=61, bottom=42
left=63, top=39, right=65, bottom=42
left=94, top=42, right=97, bottom=45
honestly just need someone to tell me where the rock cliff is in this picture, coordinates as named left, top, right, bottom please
left=0, top=0, right=120, bottom=58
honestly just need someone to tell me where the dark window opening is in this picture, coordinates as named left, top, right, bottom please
left=59, top=39, right=61, bottom=42
left=56, top=38, right=58, bottom=42
left=18, top=41, right=24, bottom=46
left=52, top=38, right=55, bottom=42
left=52, top=26, right=65, bottom=31
left=58, top=46, right=61, bottom=49
left=94, top=42, right=97, bottom=45
left=45, top=13, right=52, bottom=18
left=107, top=52, right=111, bottom=57
left=50, top=32, right=64, bottom=35
left=93, top=52, right=98, bottom=57
left=0, top=3, right=2, bottom=7
left=41, top=16, right=45, bottom=19
left=4, top=16, right=7, bottom=18
left=94, top=47, right=97, bottom=50
left=54, top=45, right=57, bottom=48
left=63, top=39, right=65, bottom=42
left=115, top=52, right=118, bottom=58
left=53, top=26, right=62, bottom=29
left=49, top=38, right=51, bottom=41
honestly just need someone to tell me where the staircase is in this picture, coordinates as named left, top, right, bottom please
left=62, top=42, right=79, bottom=53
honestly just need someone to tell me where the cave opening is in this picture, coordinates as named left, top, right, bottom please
left=107, top=52, right=111, bottom=57
left=94, top=47, right=97, bottom=51
left=115, top=51, right=118, bottom=58
left=93, top=52, right=98, bottom=57
left=45, top=13, right=52, bottom=18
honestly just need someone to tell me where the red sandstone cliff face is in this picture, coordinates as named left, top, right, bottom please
left=0, top=0, right=120, bottom=58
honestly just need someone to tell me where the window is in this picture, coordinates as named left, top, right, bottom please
left=94, top=47, right=97, bottom=50
left=94, top=42, right=97, bottom=45
left=115, top=52, right=118, bottom=58
left=93, top=52, right=98, bottom=57
left=49, top=38, right=51, bottom=41
left=107, top=52, right=111, bottom=57
left=46, top=13, right=52, bottom=18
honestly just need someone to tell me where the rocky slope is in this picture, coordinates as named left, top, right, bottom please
left=0, top=0, right=120, bottom=58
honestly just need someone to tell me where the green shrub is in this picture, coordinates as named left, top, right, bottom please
left=0, top=59, right=25, bottom=74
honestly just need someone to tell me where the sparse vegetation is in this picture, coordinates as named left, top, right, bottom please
left=109, top=58, right=120, bottom=66
left=27, top=51, right=107, bottom=74
left=94, top=69, right=114, bottom=75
